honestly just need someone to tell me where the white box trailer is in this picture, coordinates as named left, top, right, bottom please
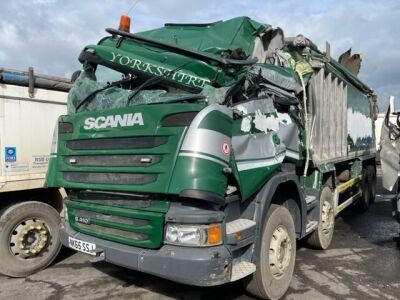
left=0, top=67, right=70, bottom=277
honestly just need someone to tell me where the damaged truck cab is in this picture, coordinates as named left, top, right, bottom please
left=46, top=16, right=377, bottom=299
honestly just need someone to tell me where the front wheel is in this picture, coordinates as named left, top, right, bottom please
left=0, top=201, right=62, bottom=277
left=244, top=204, right=296, bottom=300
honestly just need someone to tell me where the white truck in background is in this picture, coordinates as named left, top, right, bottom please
left=0, top=67, right=70, bottom=277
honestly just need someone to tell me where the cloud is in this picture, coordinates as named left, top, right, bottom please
left=0, top=0, right=398, bottom=109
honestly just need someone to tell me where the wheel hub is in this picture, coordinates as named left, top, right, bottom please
left=321, top=201, right=334, bottom=235
left=10, top=219, right=49, bottom=258
left=269, top=225, right=292, bottom=279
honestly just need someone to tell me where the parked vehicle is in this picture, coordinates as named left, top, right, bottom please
left=47, top=16, right=377, bottom=299
left=379, top=96, right=400, bottom=228
left=0, top=67, right=70, bottom=277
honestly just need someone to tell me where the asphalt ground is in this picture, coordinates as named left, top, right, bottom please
left=0, top=168, right=399, bottom=300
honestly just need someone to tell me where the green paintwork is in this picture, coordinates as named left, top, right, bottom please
left=230, top=114, right=283, bottom=199
left=140, top=17, right=269, bottom=56
left=237, top=163, right=280, bottom=199
left=168, top=108, right=232, bottom=196
left=47, top=103, right=205, bottom=194
left=89, top=41, right=217, bottom=89
left=168, top=156, right=228, bottom=196
left=300, top=169, right=321, bottom=190
left=66, top=199, right=166, bottom=248
left=347, top=85, right=374, bottom=152
left=87, top=16, right=270, bottom=90
left=198, top=110, right=232, bottom=137
left=45, top=16, right=378, bottom=251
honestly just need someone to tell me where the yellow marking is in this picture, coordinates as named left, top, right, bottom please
left=336, top=176, right=362, bottom=193
left=335, top=192, right=362, bottom=215
left=336, top=203, right=346, bottom=214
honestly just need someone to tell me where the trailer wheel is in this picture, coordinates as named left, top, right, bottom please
left=355, top=165, right=376, bottom=212
left=306, top=186, right=334, bottom=249
left=244, top=204, right=296, bottom=300
left=0, top=201, right=61, bottom=277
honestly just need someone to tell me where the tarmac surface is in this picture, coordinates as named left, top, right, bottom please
left=0, top=168, right=399, bottom=300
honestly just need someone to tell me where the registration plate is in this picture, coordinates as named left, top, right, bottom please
left=68, top=237, right=96, bottom=256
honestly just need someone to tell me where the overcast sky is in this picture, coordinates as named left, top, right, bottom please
left=0, top=0, right=398, bottom=110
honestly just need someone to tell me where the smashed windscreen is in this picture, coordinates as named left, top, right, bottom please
left=67, top=64, right=204, bottom=114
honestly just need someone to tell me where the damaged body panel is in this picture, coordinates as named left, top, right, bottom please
left=232, top=96, right=298, bottom=198
left=380, top=98, right=400, bottom=224
left=47, top=16, right=377, bottom=299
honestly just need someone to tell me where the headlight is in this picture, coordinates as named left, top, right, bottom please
left=50, top=121, right=59, bottom=154
left=164, top=223, right=222, bottom=247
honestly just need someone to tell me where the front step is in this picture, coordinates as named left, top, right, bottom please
left=230, top=261, right=256, bottom=282
left=305, top=195, right=318, bottom=210
left=306, top=220, right=318, bottom=233
left=226, top=218, right=256, bottom=235
left=305, top=195, right=316, bottom=204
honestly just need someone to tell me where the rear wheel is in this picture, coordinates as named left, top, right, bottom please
left=244, top=204, right=296, bottom=300
left=306, top=186, right=334, bottom=249
left=355, top=165, right=376, bottom=212
left=0, top=201, right=61, bottom=277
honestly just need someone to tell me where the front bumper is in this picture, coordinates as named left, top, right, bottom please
left=60, top=222, right=232, bottom=286
left=392, top=196, right=400, bottom=223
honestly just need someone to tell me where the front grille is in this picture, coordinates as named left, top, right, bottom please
left=77, top=223, right=149, bottom=240
left=70, top=190, right=153, bottom=208
left=74, top=209, right=150, bottom=226
left=66, top=136, right=168, bottom=150
left=64, top=155, right=161, bottom=167
left=64, top=172, right=157, bottom=185
left=66, top=199, right=165, bottom=249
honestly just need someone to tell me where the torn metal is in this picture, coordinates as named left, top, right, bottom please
left=232, top=96, right=299, bottom=164
left=380, top=108, right=400, bottom=191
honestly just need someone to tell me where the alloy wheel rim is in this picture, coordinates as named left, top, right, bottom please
left=269, top=225, right=292, bottom=279
left=321, top=201, right=334, bottom=235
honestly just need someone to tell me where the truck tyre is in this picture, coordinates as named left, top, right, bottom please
left=305, top=186, right=334, bottom=250
left=0, top=201, right=61, bottom=277
left=244, top=204, right=296, bottom=300
left=368, top=165, right=377, bottom=204
left=355, top=165, right=376, bottom=212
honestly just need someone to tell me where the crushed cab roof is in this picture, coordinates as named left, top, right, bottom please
left=138, top=16, right=271, bottom=58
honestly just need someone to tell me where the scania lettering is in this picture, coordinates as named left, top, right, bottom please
left=83, top=113, right=144, bottom=130
left=47, top=16, right=377, bottom=299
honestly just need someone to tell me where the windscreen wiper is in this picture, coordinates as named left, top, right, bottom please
left=126, top=61, right=193, bottom=105
left=106, top=28, right=258, bottom=67
left=75, top=76, right=135, bottom=113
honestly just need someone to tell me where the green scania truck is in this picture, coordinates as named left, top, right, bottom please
left=46, top=16, right=377, bottom=299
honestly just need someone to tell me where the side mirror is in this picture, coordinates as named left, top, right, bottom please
left=71, top=70, right=82, bottom=83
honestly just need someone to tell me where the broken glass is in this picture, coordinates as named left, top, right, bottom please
left=67, top=67, right=203, bottom=114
